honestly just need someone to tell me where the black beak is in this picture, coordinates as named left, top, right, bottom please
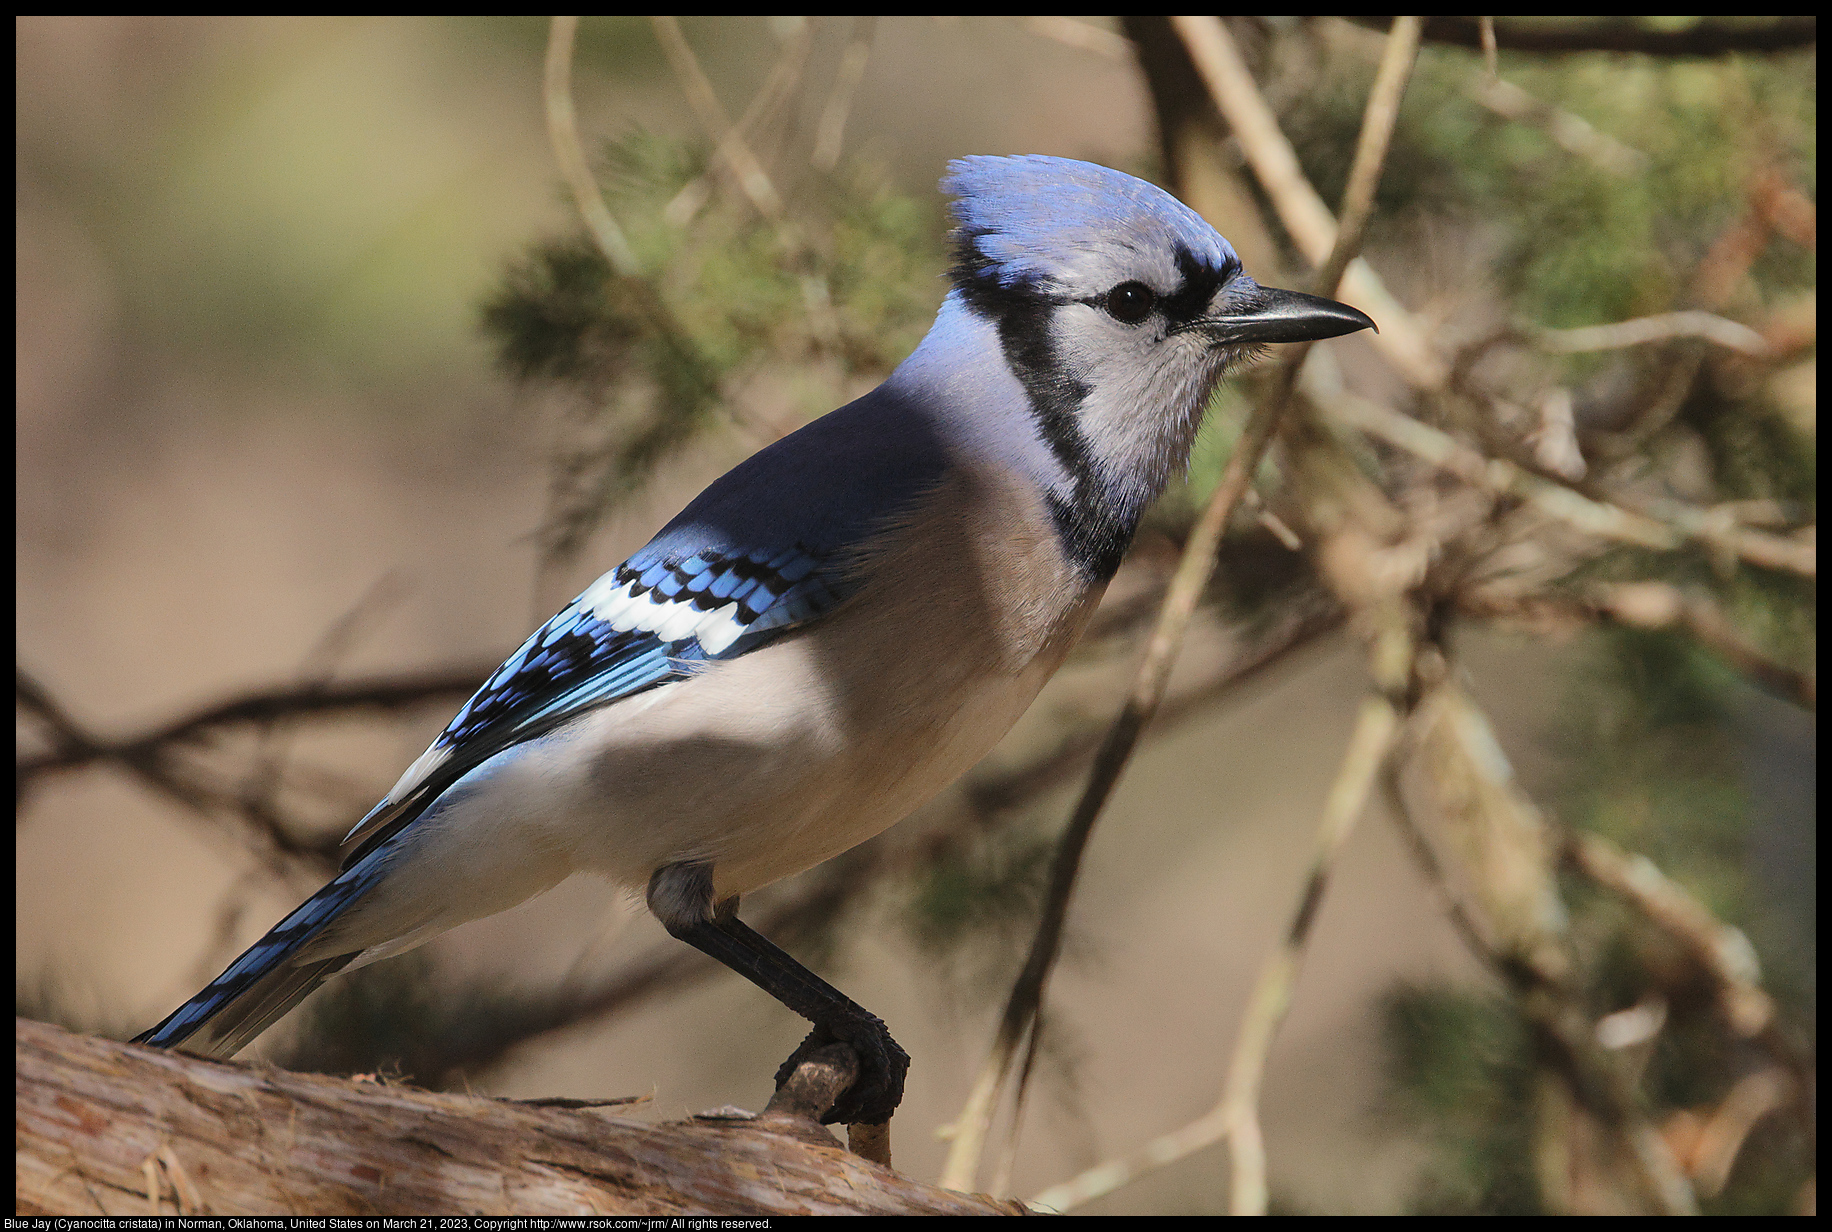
left=1198, top=285, right=1377, bottom=346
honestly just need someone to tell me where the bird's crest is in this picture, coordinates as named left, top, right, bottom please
left=943, top=154, right=1240, bottom=295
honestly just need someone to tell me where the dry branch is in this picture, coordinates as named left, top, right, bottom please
left=545, top=16, right=640, bottom=277
left=15, top=1018, right=1020, bottom=1217
left=1317, top=383, right=1818, bottom=578
left=954, top=15, right=1421, bottom=1200
left=1171, top=15, right=1447, bottom=389
left=1464, top=584, right=1815, bottom=711
left=1348, top=16, right=1820, bottom=58
left=16, top=663, right=495, bottom=785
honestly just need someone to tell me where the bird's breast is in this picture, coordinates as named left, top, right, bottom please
left=564, top=462, right=1103, bottom=896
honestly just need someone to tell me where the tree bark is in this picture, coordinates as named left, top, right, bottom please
left=15, top=1017, right=1024, bottom=1216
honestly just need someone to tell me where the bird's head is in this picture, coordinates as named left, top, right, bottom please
left=934, top=154, right=1374, bottom=575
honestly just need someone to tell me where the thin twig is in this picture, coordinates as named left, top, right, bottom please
left=1417, top=681, right=1700, bottom=1214
left=1028, top=693, right=1402, bottom=1214
left=1463, top=583, right=1815, bottom=710
left=1220, top=692, right=1402, bottom=1214
left=961, top=603, right=1345, bottom=818
left=942, top=14, right=1419, bottom=1195
left=739, top=18, right=814, bottom=173
left=240, top=575, right=410, bottom=838
left=669, top=27, right=815, bottom=225
left=544, top=17, right=639, bottom=277
left=541, top=14, right=719, bottom=417
left=1171, top=15, right=1447, bottom=389
left=18, top=708, right=332, bottom=876
left=1562, top=829, right=1776, bottom=1039
left=1468, top=73, right=1648, bottom=177
left=939, top=303, right=1298, bottom=1190
left=812, top=16, right=877, bottom=171
left=650, top=17, right=837, bottom=344
left=650, top=16, right=788, bottom=222
left=1534, top=310, right=1772, bottom=357
left=1668, top=1068, right=1796, bottom=1199
left=17, top=664, right=493, bottom=786
left=1379, top=758, right=1505, bottom=973
left=17, top=660, right=495, bottom=880
left=1318, top=382, right=1817, bottom=578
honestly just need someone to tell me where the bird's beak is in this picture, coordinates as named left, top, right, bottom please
left=1197, top=285, right=1377, bottom=346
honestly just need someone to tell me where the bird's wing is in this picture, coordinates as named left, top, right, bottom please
left=340, top=388, right=952, bottom=870
left=339, top=541, right=865, bottom=868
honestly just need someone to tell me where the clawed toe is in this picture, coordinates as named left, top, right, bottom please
left=774, top=1014, right=909, bottom=1126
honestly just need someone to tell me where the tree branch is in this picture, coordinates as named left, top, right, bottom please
left=1345, top=16, right=1819, bottom=58
left=943, top=14, right=1419, bottom=1195
left=16, top=1018, right=1015, bottom=1216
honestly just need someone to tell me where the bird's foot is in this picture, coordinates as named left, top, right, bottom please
left=773, top=1009, right=909, bottom=1126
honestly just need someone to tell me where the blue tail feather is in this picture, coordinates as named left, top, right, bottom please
left=132, top=859, right=385, bottom=1057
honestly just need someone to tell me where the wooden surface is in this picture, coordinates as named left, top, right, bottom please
left=15, top=1017, right=1025, bottom=1216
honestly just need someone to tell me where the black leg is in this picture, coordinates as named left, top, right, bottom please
left=649, top=863, right=909, bottom=1126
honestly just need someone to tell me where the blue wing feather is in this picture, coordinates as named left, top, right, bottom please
left=341, top=385, right=952, bottom=870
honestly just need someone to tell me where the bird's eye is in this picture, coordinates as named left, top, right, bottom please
left=1103, top=281, right=1157, bottom=325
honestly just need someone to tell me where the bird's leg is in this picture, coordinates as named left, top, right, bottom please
left=648, top=862, right=909, bottom=1126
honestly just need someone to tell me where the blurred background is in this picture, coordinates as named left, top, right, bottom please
left=16, top=16, right=1814, bottom=1214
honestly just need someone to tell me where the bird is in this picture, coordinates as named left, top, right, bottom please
left=132, top=154, right=1375, bottom=1127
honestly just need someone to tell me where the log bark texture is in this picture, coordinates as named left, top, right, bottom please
left=15, top=1017, right=1024, bottom=1216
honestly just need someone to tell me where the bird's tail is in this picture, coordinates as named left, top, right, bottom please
left=132, top=860, right=385, bottom=1058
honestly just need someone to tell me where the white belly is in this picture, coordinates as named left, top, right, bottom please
left=307, top=462, right=1096, bottom=961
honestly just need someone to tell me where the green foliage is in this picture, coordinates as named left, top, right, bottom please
left=477, top=132, right=945, bottom=560
left=1281, top=24, right=1820, bottom=1213
left=1561, top=629, right=1748, bottom=896
left=483, top=237, right=632, bottom=385
left=1380, top=983, right=1541, bottom=1214
left=903, top=823, right=1057, bottom=993
left=1283, top=31, right=1815, bottom=326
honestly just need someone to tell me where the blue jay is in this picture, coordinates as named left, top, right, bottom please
left=133, top=155, right=1373, bottom=1126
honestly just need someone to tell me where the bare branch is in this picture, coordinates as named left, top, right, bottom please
left=1317, top=382, right=1817, bottom=577
left=961, top=603, right=1346, bottom=818
left=1562, top=830, right=1773, bottom=1038
left=1379, top=759, right=1506, bottom=972
left=650, top=17, right=837, bottom=345
left=1029, top=692, right=1402, bottom=1214
left=1347, top=16, right=1820, bottom=58
left=1416, top=682, right=1699, bottom=1214
left=650, top=16, right=788, bottom=223
left=1666, top=1068, right=1798, bottom=1199
left=1464, top=583, right=1815, bottom=710
left=1171, top=15, right=1448, bottom=389
left=1534, top=311, right=1773, bottom=357
left=544, top=16, right=640, bottom=277
left=812, top=17, right=878, bottom=171
left=1221, top=691, right=1402, bottom=1214
left=945, top=15, right=1420, bottom=1195
left=1468, top=73, right=1647, bottom=176
left=17, top=664, right=492, bottom=786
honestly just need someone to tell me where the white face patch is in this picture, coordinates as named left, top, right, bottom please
left=1050, top=302, right=1232, bottom=508
left=1045, top=237, right=1187, bottom=303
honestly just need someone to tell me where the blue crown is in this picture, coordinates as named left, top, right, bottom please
left=943, top=154, right=1239, bottom=290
